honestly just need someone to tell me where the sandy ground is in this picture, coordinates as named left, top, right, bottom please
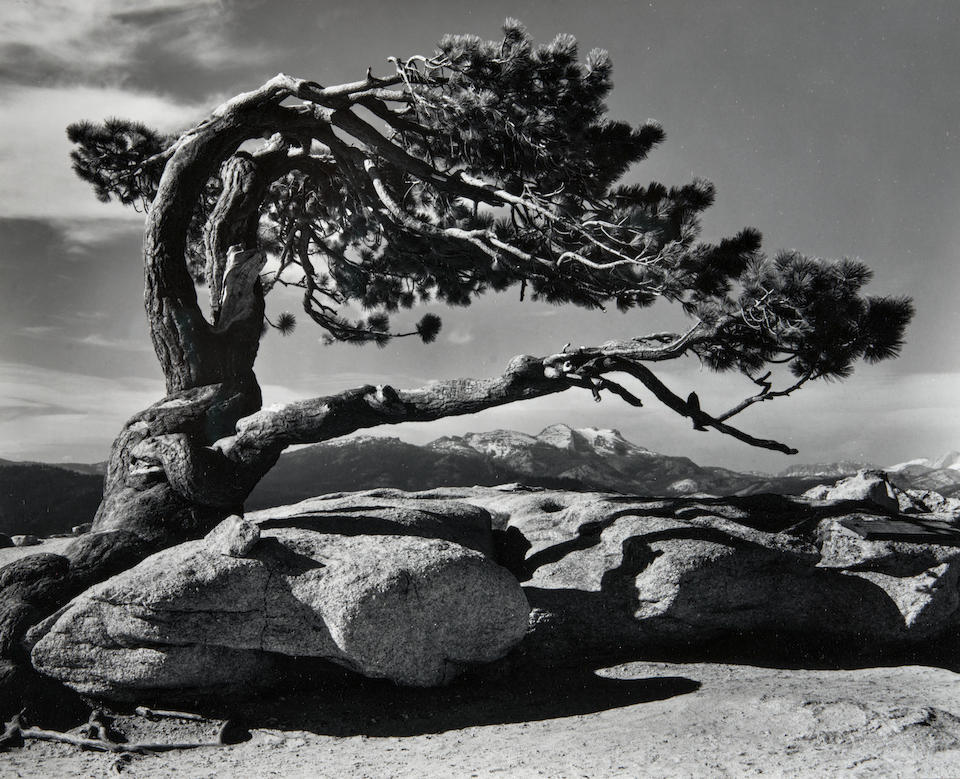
left=0, top=537, right=75, bottom=567
left=4, top=658, right=960, bottom=778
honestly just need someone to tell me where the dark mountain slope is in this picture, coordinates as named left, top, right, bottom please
left=0, top=462, right=104, bottom=536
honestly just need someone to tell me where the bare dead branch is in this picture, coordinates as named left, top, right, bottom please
left=328, top=109, right=500, bottom=204
left=603, top=358, right=798, bottom=454
left=135, top=706, right=208, bottom=722
left=715, top=370, right=815, bottom=422
left=1, top=710, right=244, bottom=755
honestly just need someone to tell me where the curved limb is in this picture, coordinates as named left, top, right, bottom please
left=214, top=344, right=799, bottom=464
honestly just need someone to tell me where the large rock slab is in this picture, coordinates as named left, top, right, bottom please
left=27, top=482, right=960, bottom=697
left=904, top=489, right=960, bottom=516
left=29, top=510, right=528, bottom=699
left=245, top=488, right=498, bottom=558
left=816, top=516, right=960, bottom=636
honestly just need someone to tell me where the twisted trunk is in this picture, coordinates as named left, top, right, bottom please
left=0, top=86, right=292, bottom=707
left=95, top=150, right=273, bottom=540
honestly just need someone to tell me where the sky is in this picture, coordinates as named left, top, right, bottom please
left=0, top=0, right=957, bottom=471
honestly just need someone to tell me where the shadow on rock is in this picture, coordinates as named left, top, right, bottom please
left=517, top=585, right=958, bottom=675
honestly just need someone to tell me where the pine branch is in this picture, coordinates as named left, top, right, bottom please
left=1, top=710, right=246, bottom=755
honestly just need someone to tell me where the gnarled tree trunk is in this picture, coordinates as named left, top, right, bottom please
left=0, top=88, right=290, bottom=715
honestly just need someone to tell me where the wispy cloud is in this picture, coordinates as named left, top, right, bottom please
left=0, top=84, right=204, bottom=220
left=446, top=328, right=474, bottom=345
left=18, top=325, right=59, bottom=336
left=58, top=219, right=144, bottom=257
left=0, top=398, right=79, bottom=423
left=0, top=0, right=260, bottom=87
left=0, top=360, right=162, bottom=461
left=67, top=311, right=109, bottom=322
left=16, top=325, right=151, bottom=352
left=74, top=334, right=152, bottom=352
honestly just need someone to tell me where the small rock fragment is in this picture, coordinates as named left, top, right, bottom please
left=204, top=515, right=260, bottom=557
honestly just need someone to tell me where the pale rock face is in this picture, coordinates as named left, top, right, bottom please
left=534, top=424, right=581, bottom=451
left=932, top=451, right=960, bottom=471
left=461, top=430, right=539, bottom=460
left=906, top=489, right=960, bottom=516
left=804, top=484, right=832, bottom=501
left=667, top=478, right=700, bottom=495
left=816, top=518, right=960, bottom=635
left=897, top=489, right=932, bottom=514
left=887, top=457, right=932, bottom=472
left=204, top=515, right=260, bottom=557
left=804, top=470, right=899, bottom=513
left=817, top=519, right=960, bottom=573
left=573, top=426, right=649, bottom=456
left=850, top=563, right=960, bottom=635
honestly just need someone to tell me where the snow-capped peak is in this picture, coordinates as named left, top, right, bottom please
left=886, top=451, right=960, bottom=472
left=535, top=424, right=649, bottom=456
left=886, top=457, right=932, bottom=472
left=932, top=451, right=960, bottom=471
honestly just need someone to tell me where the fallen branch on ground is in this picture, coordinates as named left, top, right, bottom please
left=0, top=708, right=248, bottom=754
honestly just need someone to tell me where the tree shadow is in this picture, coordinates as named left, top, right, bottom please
left=516, top=518, right=936, bottom=676
left=633, top=630, right=960, bottom=672
left=257, top=504, right=495, bottom=556
left=511, top=494, right=885, bottom=583
left=194, top=661, right=701, bottom=737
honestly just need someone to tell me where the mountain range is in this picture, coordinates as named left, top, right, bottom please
left=3, top=425, right=960, bottom=535
left=0, top=458, right=107, bottom=537
left=246, top=424, right=960, bottom=509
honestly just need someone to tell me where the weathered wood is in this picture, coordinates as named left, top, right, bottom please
left=217, top=350, right=798, bottom=463
left=839, top=517, right=960, bottom=545
left=93, top=382, right=266, bottom=540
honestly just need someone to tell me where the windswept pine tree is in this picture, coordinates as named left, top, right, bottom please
left=0, top=23, right=911, bottom=697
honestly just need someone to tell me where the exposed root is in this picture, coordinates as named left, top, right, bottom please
left=0, top=710, right=25, bottom=750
